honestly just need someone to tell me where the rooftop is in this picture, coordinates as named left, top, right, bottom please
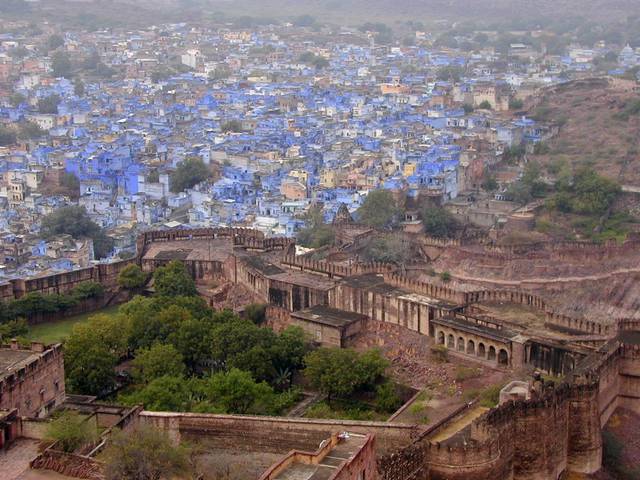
left=291, top=305, right=367, bottom=328
left=0, top=349, right=37, bottom=382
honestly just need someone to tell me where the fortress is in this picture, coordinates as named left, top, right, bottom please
left=2, top=226, right=639, bottom=480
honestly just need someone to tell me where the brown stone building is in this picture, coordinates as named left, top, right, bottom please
left=0, top=341, right=65, bottom=419
left=290, top=305, right=367, bottom=347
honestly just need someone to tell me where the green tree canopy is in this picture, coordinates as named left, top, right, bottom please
left=47, top=34, right=65, bottom=50
left=362, top=235, right=411, bottom=264
left=304, top=348, right=388, bottom=402
left=204, top=368, right=276, bottom=414
left=51, top=51, right=72, bottom=78
left=169, top=157, right=211, bottom=192
left=0, top=126, right=17, bottom=146
left=37, top=94, right=61, bottom=114
left=117, top=264, right=148, bottom=291
left=152, top=261, right=197, bottom=297
left=18, top=121, right=46, bottom=140
left=356, top=190, right=401, bottom=229
left=297, top=204, right=334, bottom=248
left=132, top=343, right=185, bottom=384
left=420, top=206, right=458, bottom=238
left=64, top=313, right=129, bottom=395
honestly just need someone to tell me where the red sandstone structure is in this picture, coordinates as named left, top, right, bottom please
left=4, top=226, right=639, bottom=480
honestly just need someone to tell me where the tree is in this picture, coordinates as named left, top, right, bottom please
left=47, top=34, right=65, bottom=50
left=61, top=172, right=80, bottom=194
left=65, top=343, right=118, bottom=395
left=104, top=426, right=192, bottom=480
left=420, top=207, right=458, bottom=238
left=37, top=94, right=61, bottom=114
left=220, top=120, right=242, bottom=133
left=482, top=173, right=498, bottom=192
left=126, top=375, right=192, bottom=412
left=0, top=126, right=17, bottom=146
left=9, top=92, right=26, bottom=107
left=363, top=235, right=410, bottom=264
left=169, top=157, right=211, bottom=193
left=436, top=65, right=464, bottom=82
left=244, top=303, right=267, bottom=324
left=153, top=261, right=197, bottom=297
left=357, top=190, right=401, bottom=229
left=129, top=304, right=193, bottom=351
left=375, top=382, right=402, bottom=412
left=208, top=65, right=231, bottom=81
left=118, top=264, right=148, bottom=291
left=18, top=121, right=45, bottom=140
left=169, top=317, right=214, bottom=373
left=46, top=411, right=97, bottom=453
left=204, top=368, right=276, bottom=414
left=209, top=318, right=278, bottom=381
left=132, top=344, right=185, bottom=384
left=51, top=51, right=73, bottom=78
left=304, top=348, right=388, bottom=402
left=40, top=206, right=114, bottom=259
left=297, top=205, right=334, bottom=248
left=64, top=313, right=129, bottom=395
left=571, top=168, right=621, bottom=215
left=509, top=98, right=524, bottom=110
left=74, top=79, right=85, bottom=97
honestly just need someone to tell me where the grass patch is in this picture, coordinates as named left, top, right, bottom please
left=462, top=383, right=504, bottom=408
left=28, top=305, right=120, bottom=344
left=455, top=366, right=482, bottom=382
left=304, top=400, right=388, bottom=422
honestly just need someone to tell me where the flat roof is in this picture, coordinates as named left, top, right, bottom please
left=291, top=305, right=367, bottom=328
left=143, top=238, right=234, bottom=263
left=431, top=316, right=518, bottom=342
left=342, top=274, right=459, bottom=308
left=0, top=349, right=38, bottom=382
left=268, top=271, right=336, bottom=291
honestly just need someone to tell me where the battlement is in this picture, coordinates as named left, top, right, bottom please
left=282, top=254, right=395, bottom=278
left=382, top=273, right=471, bottom=304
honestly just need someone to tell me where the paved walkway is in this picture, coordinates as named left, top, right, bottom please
left=0, top=439, right=41, bottom=480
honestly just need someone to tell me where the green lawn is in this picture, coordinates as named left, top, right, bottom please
left=28, top=305, right=121, bottom=344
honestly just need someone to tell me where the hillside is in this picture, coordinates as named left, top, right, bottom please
left=529, top=78, right=640, bottom=188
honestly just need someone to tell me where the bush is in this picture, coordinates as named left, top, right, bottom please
left=440, top=271, right=452, bottom=283
left=431, top=344, right=448, bottom=362
left=455, top=366, right=481, bottom=382
left=46, top=411, right=97, bottom=453
left=117, top=264, right=148, bottom=291
left=375, top=382, right=402, bottom=413
left=72, top=282, right=105, bottom=300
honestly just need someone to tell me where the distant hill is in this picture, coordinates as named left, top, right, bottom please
left=30, top=0, right=640, bottom=27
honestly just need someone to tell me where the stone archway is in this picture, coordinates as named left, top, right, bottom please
left=488, top=346, right=497, bottom=361
left=437, top=331, right=445, bottom=345
left=447, top=334, right=455, bottom=348
left=498, top=349, right=509, bottom=366
left=478, top=343, right=486, bottom=358
left=467, top=340, right=475, bottom=355
left=457, top=337, right=465, bottom=352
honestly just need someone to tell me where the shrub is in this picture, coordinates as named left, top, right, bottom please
left=431, top=344, right=448, bottom=362
left=455, top=366, right=481, bottom=382
left=440, top=271, right=452, bottom=283
left=46, top=411, right=97, bottom=453
left=375, top=382, right=402, bottom=413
